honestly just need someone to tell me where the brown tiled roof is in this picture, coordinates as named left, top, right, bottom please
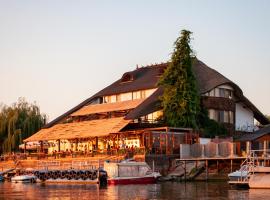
left=237, top=125, right=270, bottom=142
left=71, top=99, right=145, bottom=117
left=24, top=117, right=130, bottom=142
left=44, top=58, right=269, bottom=127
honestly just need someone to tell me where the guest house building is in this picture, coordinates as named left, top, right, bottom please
left=24, top=59, right=269, bottom=155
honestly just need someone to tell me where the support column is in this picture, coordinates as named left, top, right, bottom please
left=201, top=145, right=205, bottom=158
left=40, top=141, right=44, bottom=153
left=165, top=128, right=168, bottom=155
left=184, top=160, right=186, bottom=181
left=246, top=141, right=251, bottom=155
left=24, top=142, right=27, bottom=154
left=58, top=140, right=61, bottom=152
left=96, top=137, right=99, bottom=150
left=230, top=142, right=234, bottom=157
left=263, top=140, right=267, bottom=156
left=205, top=160, right=208, bottom=180
left=216, top=143, right=219, bottom=157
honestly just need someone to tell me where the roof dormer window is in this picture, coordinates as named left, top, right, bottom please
left=121, top=73, right=134, bottom=83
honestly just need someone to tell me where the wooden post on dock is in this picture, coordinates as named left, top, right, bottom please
left=184, top=160, right=186, bottom=181
left=205, top=160, right=208, bottom=180
left=58, top=140, right=61, bottom=152
left=24, top=142, right=27, bottom=154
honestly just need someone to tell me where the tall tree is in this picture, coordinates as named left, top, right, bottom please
left=0, top=98, right=47, bottom=153
left=158, top=30, right=200, bottom=128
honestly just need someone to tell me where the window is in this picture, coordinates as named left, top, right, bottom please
left=132, top=91, right=141, bottom=100
left=208, top=86, right=233, bottom=99
left=141, top=90, right=146, bottom=99
left=219, top=111, right=224, bottom=123
left=208, top=109, right=234, bottom=124
left=120, top=92, right=132, bottom=101
left=219, top=88, right=233, bottom=98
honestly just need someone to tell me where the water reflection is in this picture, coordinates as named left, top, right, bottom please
left=0, top=181, right=261, bottom=200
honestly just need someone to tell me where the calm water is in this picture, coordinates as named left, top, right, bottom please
left=0, top=181, right=270, bottom=200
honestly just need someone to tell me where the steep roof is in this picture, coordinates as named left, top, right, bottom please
left=25, top=117, right=130, bottom=142
left=44, top=58, right=269, bottom=128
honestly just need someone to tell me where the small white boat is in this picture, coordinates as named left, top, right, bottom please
left=228, top=150, right=270, bottom=188
left=104, top=161, right=161, bottom=185
left=228, top=165, right=248, bottom=181
left=11, top=175, right=37, bottom=183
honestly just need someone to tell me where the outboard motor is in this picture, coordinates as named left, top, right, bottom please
left=98, top=169, right=107, bottom=186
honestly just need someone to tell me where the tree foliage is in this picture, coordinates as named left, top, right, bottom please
left=0, top=98, right=47, bottom=153
left=158, top=30, right=200, bottom=128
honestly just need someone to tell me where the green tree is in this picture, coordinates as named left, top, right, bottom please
left=0, top=98, right=47, bottom=153
left=158, top=30, right=200, bottom=128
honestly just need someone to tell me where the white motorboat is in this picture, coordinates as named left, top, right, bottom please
left=11, top=175, right=37, bottom=183
left=104, top=160, right=161, bottom=185
left=228, top=164, right=248, bottom=181
left=229, top=150, right=270, bottom=188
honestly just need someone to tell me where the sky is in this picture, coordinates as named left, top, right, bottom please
left=0, top=0, right=269, bottom=122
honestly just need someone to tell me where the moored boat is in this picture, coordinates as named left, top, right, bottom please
left=104, top=160, right=161, bottom=185
left=228, top=165, right=248, bottom=182
left=228, top=150, right=270, bottom=188
left=11, top=175, right=37, bottom=183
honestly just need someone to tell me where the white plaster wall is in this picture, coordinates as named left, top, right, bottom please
left=235, top=103, right=254, bottom=132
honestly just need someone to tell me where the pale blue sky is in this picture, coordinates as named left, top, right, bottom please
left=0, top=0, right=269, bottom=121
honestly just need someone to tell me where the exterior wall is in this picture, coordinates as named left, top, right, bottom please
left=235, top=103, right=254, bottom=132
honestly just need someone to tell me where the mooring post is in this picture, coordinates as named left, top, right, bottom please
left=230, top=159, right=233, bottom=173
left=184, top=160, right=186, bottom=181
left=205, top=160, right=208, bottom=180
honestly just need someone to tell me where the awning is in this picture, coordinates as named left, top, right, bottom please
left=70, top=99, right=144, bottom=116
left=24, top=117, right=130, bottom=142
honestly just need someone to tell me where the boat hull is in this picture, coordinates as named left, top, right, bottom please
left=11, top=175, right=37, bottom=183
left=108, top=176, right=157, bottom=185
left=249, top=174, right=270, bottom=189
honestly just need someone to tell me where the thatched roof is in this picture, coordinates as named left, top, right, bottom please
left=24, top=117, right=130, bottom=142
left=44, top=58, right=269, bottom=128
left=71, top=99, right=145, bottom=117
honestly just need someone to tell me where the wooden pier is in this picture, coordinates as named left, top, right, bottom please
left=175, top=157, right=247, bottom=181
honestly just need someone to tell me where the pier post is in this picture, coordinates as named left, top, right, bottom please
left=58, top=140, right=61, bottom=152
left=24, top=142, right=27, bottom=154
left=263, top=140, right=267, bottom=156
left=184, top=160, right=186, bottom=181
left=202, top=145, right=205, bottom=158
left=246, top=141, right=251, bottom=155
left=230, top=143, right=234, bottom=157
left=215, top=143, right=219, bottom=157
left=230, top=159, right=233, bottom=172
left=205, top=160, right=208, bottom=180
